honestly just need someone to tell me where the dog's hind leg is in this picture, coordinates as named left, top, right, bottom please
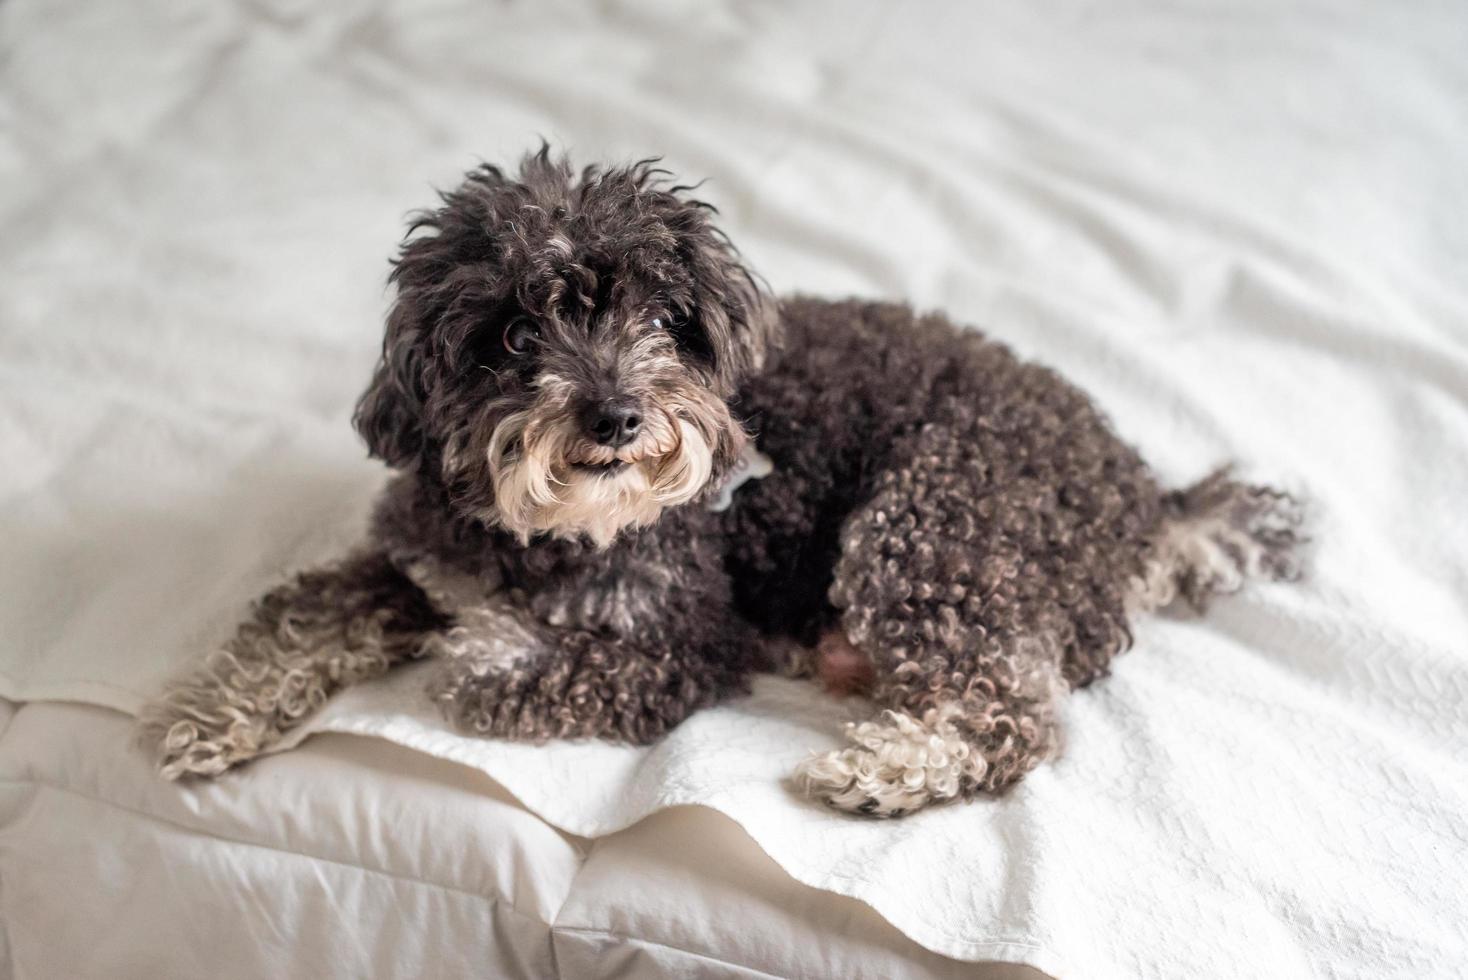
left=137, top=550, right=445, bottom=779
left=793, top=459, right=1305, bottom=817
left=793, top=634, right=1068, bottom=818
left=791, top=420, right=1154, bottom=817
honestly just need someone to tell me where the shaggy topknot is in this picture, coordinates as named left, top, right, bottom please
left=139, top=149, right=1304, bottom=818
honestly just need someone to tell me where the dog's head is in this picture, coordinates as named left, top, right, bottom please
left=354, top=150, right=777, bottom=547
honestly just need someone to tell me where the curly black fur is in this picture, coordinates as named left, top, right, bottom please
left=140, top=149, right=1304, bottom=817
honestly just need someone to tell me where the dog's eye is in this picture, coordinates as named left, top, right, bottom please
left=502, top=318, right=539, bottom=355
left=654, top=311, right=712, bottom=364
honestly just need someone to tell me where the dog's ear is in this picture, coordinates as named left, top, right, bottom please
left=354, top=162, right=521, bottom=470
left=724, top=266, right=780, bottom=377
left=685, top=236, right=781, bottom=392
left=353, top=298, right=426, bottom=470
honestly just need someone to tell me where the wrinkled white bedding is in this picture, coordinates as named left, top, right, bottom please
left=3, top=699, right=1009, bottom=980
left=3, top=1, right=1467, bottom=977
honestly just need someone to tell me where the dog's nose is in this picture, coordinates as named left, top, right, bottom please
left=582, top=399, right=642, bottom=448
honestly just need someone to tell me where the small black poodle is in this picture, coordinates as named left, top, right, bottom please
left=141, top=149, right=1302, bottom=817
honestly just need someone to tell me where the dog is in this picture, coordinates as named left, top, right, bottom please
left=139, top=149, right=1303, bottom=818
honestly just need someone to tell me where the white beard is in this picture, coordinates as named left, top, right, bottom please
left=488, top=410, right=715, bottom=548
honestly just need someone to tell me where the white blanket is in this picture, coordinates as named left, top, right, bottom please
left=3, top=1, right=1466, bottom=976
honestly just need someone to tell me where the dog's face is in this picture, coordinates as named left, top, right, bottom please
left=354, top=152, right=776, bottom=547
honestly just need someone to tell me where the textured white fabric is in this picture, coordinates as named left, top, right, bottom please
left=2, top=1, right=1467, bottom=977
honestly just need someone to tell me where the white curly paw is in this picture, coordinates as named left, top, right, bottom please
left=792, top=704, right=987, bottom=818
left=139, top=692, right=277, bottom=781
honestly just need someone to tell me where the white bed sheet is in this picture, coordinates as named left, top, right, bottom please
left=2, top=1, right=1467, bottom=978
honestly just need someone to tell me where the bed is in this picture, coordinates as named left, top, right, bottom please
left=2, top=1, right=1466, bottom=977
left=1, top=698, right=1043, bottom=979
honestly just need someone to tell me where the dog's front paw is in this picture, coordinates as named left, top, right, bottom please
left=791, top=706, right=986, bottom=818
left=154, top=719, right=241, bottom=780
left=137, top=693, right=276, bottom=781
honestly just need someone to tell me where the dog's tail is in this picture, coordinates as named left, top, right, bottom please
left=1130, top=469, right=1306, bottom=614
